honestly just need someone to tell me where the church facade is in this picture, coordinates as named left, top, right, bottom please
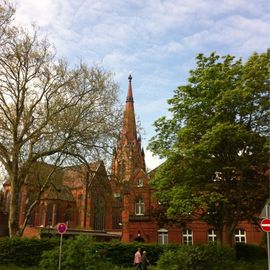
left=0, top=76, right=264, bottom=245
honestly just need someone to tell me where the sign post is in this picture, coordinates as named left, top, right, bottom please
left=261, top=219, right=270, bottom=232
left=261, top=205, right=270, bottom=270
left=57, top=223, right=67, bottom=270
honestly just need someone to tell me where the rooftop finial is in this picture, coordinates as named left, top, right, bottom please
left=126, top=74, right=134, bottom=103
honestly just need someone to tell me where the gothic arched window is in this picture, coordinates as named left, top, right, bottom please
left=47, top=204, right=53, bottom=226
left=64, top=205, right=73, bottom=224
left=55, top=206, right=61, bottom=224
left=40, top=206, right=46, bottom=226
left=94, top=196, right=105, bottom=230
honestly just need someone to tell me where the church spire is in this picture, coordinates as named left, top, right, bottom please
left=122, top=75, right=137, bottom=141
left=111, top=75, right=146, bottom=182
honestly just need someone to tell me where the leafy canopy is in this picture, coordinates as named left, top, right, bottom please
left=148, top=50, right=269, bottom=240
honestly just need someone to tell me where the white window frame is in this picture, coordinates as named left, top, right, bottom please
left=136, top=179, right=144, bottom=187
left=158, top=228, right=168, bottom=244
left=113, top=192, right=121, bottom=198
left=182, top=228, right=193, bottom=245
left=135, top=198, right=145, bottom=215
left=235, top=229, right=246, bottom=243
left=208, top=229, right=217, bottom=243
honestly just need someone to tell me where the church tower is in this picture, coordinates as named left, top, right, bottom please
left=111, top=76, right=153, bottom=243
left=111, top=75, right=146, bottom=182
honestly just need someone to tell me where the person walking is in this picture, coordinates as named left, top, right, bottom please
left=141, top=250, right=150, bottom=270
left=134, top=247, right=142, bottom=269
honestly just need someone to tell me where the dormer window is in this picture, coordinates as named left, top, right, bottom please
left=135, top=198, right=145, bottom=215
left=136, top=179, right=144, bottom=187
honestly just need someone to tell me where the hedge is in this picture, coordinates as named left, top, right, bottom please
left=40, top=237, right=170, bottom=268
left=92, top=241, right=169, bottom=266
left=0, top=237, right=58, bottom=267
left=0, top=236, right=267, bottom=269
left=235, top=243, right=267, bottom=261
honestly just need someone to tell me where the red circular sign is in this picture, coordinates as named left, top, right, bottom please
left=261, top=219, right=270, bottom=232
left=57, top=223, right=68, bottom=234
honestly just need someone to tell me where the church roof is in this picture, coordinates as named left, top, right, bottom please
left=41, top=182, right=74, bottom=202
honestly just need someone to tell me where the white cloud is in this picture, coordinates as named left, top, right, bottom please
left=145, top=149, right=164, bottom=171
left=11, top=0, right=270, bottom=152
left=15, top=0, right=72, bottom=28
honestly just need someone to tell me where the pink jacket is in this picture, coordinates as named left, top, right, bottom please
left=134, top=251, right=142, bottom=264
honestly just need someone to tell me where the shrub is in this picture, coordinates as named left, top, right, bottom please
left=40, top=236, right=122, bottom=270
left=156, top=245, right=235, bottom=270
left=0, top=237, right=58, bottom=267
left=235, top=243, right=267, bottom=261
left=93, top=241, right=166, bottom=267
left=234, top=259, right=267, bottom=270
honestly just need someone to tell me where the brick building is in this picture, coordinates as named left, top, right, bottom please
left=110, top=75, right=264, bottom=245
left=0, top=76, right=264, bottom=245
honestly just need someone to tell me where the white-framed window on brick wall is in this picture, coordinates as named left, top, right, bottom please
left=135, top=198, right=144, bottom=215
left=136, top=178, right=144, bottom=187
left=158, top=228, right=168, bottom=244
left=182, top=228, right=193, bottom=245
left=208, top=229, right=217, bottom=243
left=235, top=229, right=246, bottom=243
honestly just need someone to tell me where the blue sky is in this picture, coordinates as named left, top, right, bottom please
left=13, top=0, right=270, bottom=169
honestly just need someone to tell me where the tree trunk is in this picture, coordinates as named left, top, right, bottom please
left=216, top=226, right=224, bottom=245
left=19, top=200, right=39, bottom=237
left=9, top=178, right=21, bottom=237
left=226, top=224, right=236, bottom=247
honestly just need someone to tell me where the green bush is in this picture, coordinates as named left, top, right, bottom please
left=1, top=236, right=267, bottom=269
left=235, top=243, right=267, bottom=261
left=92, top=241, right=166, bottom=267
left=234, top=259, right=267, bottom=270
left=156, top=245, right=235, bottom=270
left=0, top=237, right=58, bottom=267
left=40, top=236, right=123, bottom=270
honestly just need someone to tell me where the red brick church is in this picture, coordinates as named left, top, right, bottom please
left=0, top=76, right=264, bottom=245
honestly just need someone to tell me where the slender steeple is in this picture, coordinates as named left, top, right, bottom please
left=126, top=75, right=134, bottom=102
left=122, top=75, right=137, bottom=141
left=111, top=75, right=146, bottom=182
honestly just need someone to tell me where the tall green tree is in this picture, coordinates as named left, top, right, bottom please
left=0, top=3, right=122, bottom=237
left=148, top=50, right=269, bottom=245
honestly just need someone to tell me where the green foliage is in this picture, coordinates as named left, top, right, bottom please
left=0, top=3, right=122, bottom=237
left=93, top=241, right=166, bottom=267
left=156, top=245, right=235, bottom=270
left=233, top=260, right=267, bottom=270
left=40, top=236, right=114, bottom=270
left=235, top=243, right=267, bottom=261
left=148, top=50, right=270, bottom=243
left=0, top=266, right=40, bottom=270
left=0, top=237, right=267, bottom=270
left=0, top=237, right=58, bottom=267
left=40, top=237, right=166, bottom=269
